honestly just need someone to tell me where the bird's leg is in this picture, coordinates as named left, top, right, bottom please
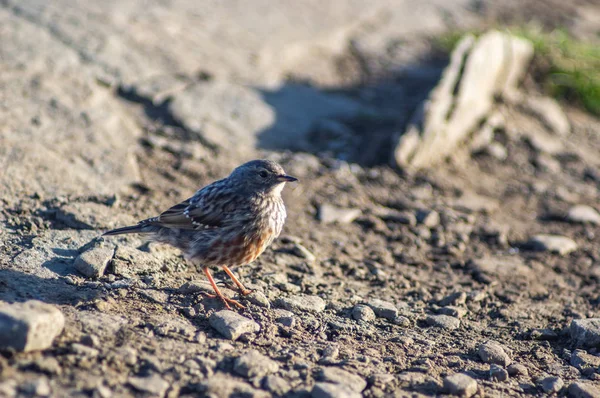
left=202, top=267, right=245, bottom=310
left=222, top=265, right=254, bottom=296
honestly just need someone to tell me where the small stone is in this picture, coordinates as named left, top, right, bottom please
left=233, top=350, right=279, bottom=378
left=263, top=375, right=291, bottom=396
left=74, top=246, right=114, bottom=279
left=366, top=299, right=398, bottom=320
left=416, top=209, right=440, bottom=228
left=20, top=378, right=51, bottom=397
left=275, top=295, right=326, bottom=313
left=570, top=349, right=600, bottom=371
left=426, top=315, right=460, bottom=330
left=486, top=142, right=508, bottom=160
left=274, top=310, right=295, bottom=328
left=373, top=207, right=416, bottom=226
left=291, top=243, right=316, bottom=262
left=507, top=363, right=528, bottom=377
left=312, top=382, right=361, bottom=398
left=540, top=376, right=564, bottom=394
left=0, top=300, right=65, bottom=352
left=528, top=234, right=578, bottom=256
left=128, top=374, right=169, bottom=397
left=318, top=204, right=361, bottom=224
left=438, top=306, right=467, bottom=319
left=567, top=205, right=600, bottom=225
left=352, top=304, right=376, bottom=322
left=246, top=291, right=271, bottom=308
left=568, top=381, right=600, bottom=398
left=479, top=341, right=511, bottom=367
left=317, top=367, right=367, bottom=392
left=71, top=343, right=99, bottom=357
left=570, top=318, right=600, bottom=348
left=209, top=310, right=260, bottom=341
left=530, top=328, right=558, bottom=340
left=393, top=315, right=411, bottom=327
left=489, top=364, right=509, bottom=381
left=439, top=292, right=467, bottom=307
left=443, top=373, right=477, bottom=397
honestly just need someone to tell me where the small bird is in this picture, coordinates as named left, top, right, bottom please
left=103, top=159, right=297, bottom=309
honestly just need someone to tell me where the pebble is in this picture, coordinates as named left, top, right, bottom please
left=568, top=381, right=600, bottom=398
left=540, top=376, right=564, bottom=394
left=530, top=328, right=558, bottom=340
left=570, top=349, right=600, bottom=371
left=0, top=300, right=65, bottom=352
left=478, top=341, right=512, bottom=367
left=438, top=306, right=467, bottom=319
left=374, top=208, right=416, bottom=226
left=233, top=350, right=279, bottom=378
left=275, top=295, right=326, bottom=313
left=20, top=378, right=51, bottom=397
left=74, top=246, right=114, bottom=279
left=262, top=375, right=291, bottom=395
left=366, top=299, right=398, bottom=320
left=291, top=243, right=316, bottom=262
left=246, top=291, right=271, bottom=308
left=273, top=309, right=295, bottom=328
left=443, top=373, right=477, bottom=397
left=352, top=304, right=376, bottom=322
left=489, top=364, right=508, bottom=382
left=312, top=382, right=361, bottom=398
left=567, top=205, right=600, bottom=225
left=570, top=318, right=600, bottom=348
left=317, top=367, right=367, bottom=392
left=528, top=234, right=578, bottom=255
left=209, top=310, right=260, bottom=341
left=439, top=292, right=467, bottom=307
left=128, top=374, right=169, bottom=397
left=416, top=209, right=440, bottom=228
left=318, top=204, right=361, bottom=224
left=507, top=363, right=528, bottom=377
left=426, top=315, right=460, bottom=330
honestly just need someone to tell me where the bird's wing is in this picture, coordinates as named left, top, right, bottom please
left=155, top=179, right=239, bottom=230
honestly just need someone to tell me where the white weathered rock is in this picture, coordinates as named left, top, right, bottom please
left=74, top=246, right=114, bottom=279
left=366, top=299, right=398, bottom=320
left=392, top=31, right=534, bottom=169
left=528, top=235, right=578, bottom=256
left=209, top=310, right=260, bottom=341
left=0, top=301, right=65, bottom=352
left=443, top=373, right=477, bottom=397
left=567, top=205, right=600, bottom=225
left=318, top=204, right=361, bottom=224
left=275, top=295, right=326, bottom=313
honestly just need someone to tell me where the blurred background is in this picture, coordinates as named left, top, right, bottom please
left=1, top=1, right=600, bottom=397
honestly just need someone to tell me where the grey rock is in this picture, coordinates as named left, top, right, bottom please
left=199, top=372, right=267, bottom=398
left=273, top=309, right=296, bottom=328
left=570, top=318, right=600, bottom=348
left=0, top=300, right=65, bottom=352
left=416, top=209, right=440, bottom=228
left=20, top=378, right=51, bottom=397
left=312, top=382, right=361, bottom=398
left=507, top=363, right=528, bottom=377
left=275, top=294, right=326, bottom=313
left=567, top=205, right=600, bottom=225
left=246, top=291, right=271, bottom=309
left=485, top=142, right=508, bottom=160
left=209, top=310, right=260, bottom=341
left=568, top=382, right=600, bottom=398
left=528, top=234, right=578, bottom=256
left=317, top=367, right=367, bottom=392
left=233, top=350, right=279, bottom=378
left=318, top=204, right=361, bottom=224
left=530, top=328, right=558, bottom=340
left=570, top=349, right=600, bottom=371
left=352, top=304, right=376, bottom=323
left=426, top=314, right=460, bottom=330
left=540, top=376, right=564, bottom=394
left=71, top=343, right=99, bottom=357
left=74, top=246, right=114, bottom=279
left=262, top=375, right=291, bottom=396
left=489, top=364, right=508, bottom=382
left=372, top=207, right=417, bottom=226
left=443, top=373, right=478, bottom=397
left=439, top=291, right=467, bottom=307
left=392, top=31, right=533, bottom=169
left=478, top=341, right=512, bottom=367
left=366, top=299, right=398, bottom=320
left=291, top=243, right=316, bottom=262
left=438, top=306, right=467, bottom=319
left=128, top=374, right=169, bottom=397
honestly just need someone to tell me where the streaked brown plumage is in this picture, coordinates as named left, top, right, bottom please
left=103, top=159, right=297, bottom=309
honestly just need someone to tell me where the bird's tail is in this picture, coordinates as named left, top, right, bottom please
left=102, top=224, right=146, bottom=236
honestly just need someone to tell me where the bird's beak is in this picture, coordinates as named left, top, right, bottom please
left=277, top=174, right=298, bottom=182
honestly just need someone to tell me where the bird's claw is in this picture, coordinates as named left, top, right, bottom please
left=201, top=292, right=246, bottom=310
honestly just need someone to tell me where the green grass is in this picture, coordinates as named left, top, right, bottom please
left=434, top=27, right=600, bottom=117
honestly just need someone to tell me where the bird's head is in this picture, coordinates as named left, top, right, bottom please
left=229, top=159, right=297, bottom=195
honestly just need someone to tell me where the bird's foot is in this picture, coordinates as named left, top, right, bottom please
left=201, top=292, right=246, bottom=310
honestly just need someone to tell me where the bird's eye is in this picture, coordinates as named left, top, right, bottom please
left=259, top=170, right=268, bottom=178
